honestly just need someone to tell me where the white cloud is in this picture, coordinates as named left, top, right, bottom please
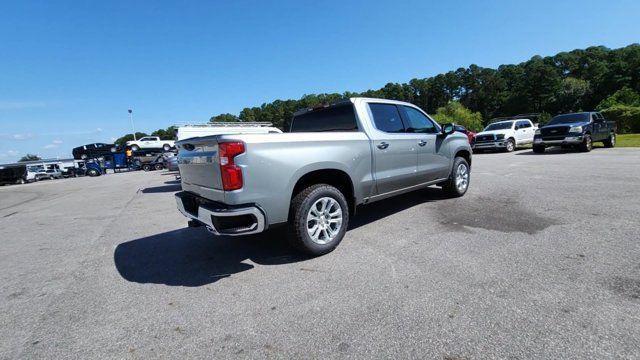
left=12, top=133, right=34, bottom=140
left=43, top=144, right=58, bottom=149
left=52, top=139, right=63, bottom=144
left=96, top=127, right=103, bottom=133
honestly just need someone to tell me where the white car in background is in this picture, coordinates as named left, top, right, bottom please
left=472, top=119, right=537, bottom=152
left=126, top=136, right=175, bottom=151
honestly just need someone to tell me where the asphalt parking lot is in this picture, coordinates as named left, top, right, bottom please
left=1, top=147, right=639, bottom=359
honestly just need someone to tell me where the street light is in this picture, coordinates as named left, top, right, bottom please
left=128, top=109, right=136, bottom=141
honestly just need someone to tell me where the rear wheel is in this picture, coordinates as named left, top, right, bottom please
left=131, top=145, right=140, bottom=151
left=533, top=145, right=545, bottom=153
left=442, top=157, right=470, bottom=197
left=163, top=144, right=171, bottom=151
left=603, top=133, right=616, bottom=148
left=142, top=164, right=152, bottom=171
left=579, top=134, right=593, bottom=152
left=154, top=163, right=164, bottom=170
left=289, top=184, right=349, bottom=256
left=87, top=169, right=100, bottom=177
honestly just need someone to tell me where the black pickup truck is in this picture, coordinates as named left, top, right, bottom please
left=533, top=112, right=616, bottom=153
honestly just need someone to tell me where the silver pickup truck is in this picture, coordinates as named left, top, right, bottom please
left=176, top=98, right=472, bottom=255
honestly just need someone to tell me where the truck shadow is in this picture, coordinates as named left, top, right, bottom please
left=114, top=186, right=449, bottom=287
left=141, top=184, right=182, bottom=193
left=114, top=227, right=307, bottom=287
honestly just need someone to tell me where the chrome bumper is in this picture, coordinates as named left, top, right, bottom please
left=175, top=193, right=266, bottom=236
left=473, top=141, right=506, bottom=149
left=534, top=136, right=583, bottom=146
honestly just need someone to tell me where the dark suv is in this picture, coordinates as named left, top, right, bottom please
left=72, top=143, right=117, bottom=160
left=533, top=112, right=616, bottom=153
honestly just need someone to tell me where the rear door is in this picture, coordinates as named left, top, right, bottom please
left=399, top=105, right=450, bottom=181
left=367, top=103, right=419, bottom=195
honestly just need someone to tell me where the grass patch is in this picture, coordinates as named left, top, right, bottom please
left=616, top=134, right=640, bottom=147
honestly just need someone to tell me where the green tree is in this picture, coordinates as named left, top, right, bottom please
left=209, top=113, right=240, bottom=123
left=596, top=87, right=640, bottom=110
left=151, top=126, right=177, bottom=140
left=432, top=101, right=483, bottom=132
left=19, top=154, right=41, bottom=162
left=553, top=77, right=591, bottom=112
left=114, top=132, right=148, bottom=145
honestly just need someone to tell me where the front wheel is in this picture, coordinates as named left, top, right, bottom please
left=603, top=133, right=616, bottom=148
left=442, top=157, right=470, bottom=197
left=154, top=163, right=164, bottom=170
left=289, top=184, right=349, bottom=256
left=142, top=164, right=152, bottom=171
left=505, top=138, right=515, bottom=152
left=87, top=169, right=100, bottom=177
left=131, top=145, right=140, bottom=151
left=163, top=144, right=171, bottom=151
left=580, top=134, right=593, bottom=152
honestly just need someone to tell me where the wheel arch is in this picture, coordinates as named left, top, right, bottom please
left=289, top=168, right=356, bottom=218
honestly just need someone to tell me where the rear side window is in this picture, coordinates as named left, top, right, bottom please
left=369, top=103, right=405, bottom=133
left=290, top=104, right=358, bottom=132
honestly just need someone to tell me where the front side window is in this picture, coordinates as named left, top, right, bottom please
left=400, top=106, right=438, bottom=133
left=369, top=103, right=404, bottom=133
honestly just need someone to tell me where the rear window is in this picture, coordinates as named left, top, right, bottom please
left=290, top=104, right=358, bottom=132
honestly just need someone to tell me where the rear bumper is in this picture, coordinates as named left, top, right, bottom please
left=175, top=191, right=266, bottom=236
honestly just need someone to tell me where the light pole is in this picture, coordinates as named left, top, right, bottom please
left=128, top=109, right=136, bottom=141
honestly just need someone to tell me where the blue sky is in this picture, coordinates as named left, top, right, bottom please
left=1, top=0, right=639, bottom=162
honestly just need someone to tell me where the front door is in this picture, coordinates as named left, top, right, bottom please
left=368, top=103, right=419, bottom=195
left=399, top=105, right=450, bottom=181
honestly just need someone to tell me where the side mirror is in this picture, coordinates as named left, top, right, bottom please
left=441, top=123, right=455, bottom=136
left=514, top=125, right=520, bottom=130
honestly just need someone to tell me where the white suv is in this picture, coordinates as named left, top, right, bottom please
left=472, top=119, right=536, bottom=152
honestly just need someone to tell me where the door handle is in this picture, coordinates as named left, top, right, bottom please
left=377, top=142, right=389, bottom=150
left=418, top=140, right=427, bottom=146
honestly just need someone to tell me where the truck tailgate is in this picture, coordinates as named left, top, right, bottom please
left=177, top=138, right=224, bottom=194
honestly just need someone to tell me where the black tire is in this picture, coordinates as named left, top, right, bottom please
left=442, top=157, right=470, bottom=198
left=87, top=169, right=100, bottom=177
left=289, top=184, right=349, bottom=256
left=579, top=134, right=593, bottom=152
left=163, top=144, right=171, bottom=151
left=505, top=138, right=515, bottom=152
left=142, top=164, right=152, bottom=171
left=154, top=163, right=164, bottom=170
left=603, top=133, right=616, bottom=148
left=131, top=145, right=140, bottom=151
left=533, top=145, right=545, bottom=154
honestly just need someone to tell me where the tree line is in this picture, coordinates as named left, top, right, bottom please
left=208, top=44, right=640, bottom=133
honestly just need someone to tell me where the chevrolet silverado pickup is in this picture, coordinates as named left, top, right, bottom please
left=533, top=112, right=616, bottom=153
left=175, top=98, right=472, bottom=255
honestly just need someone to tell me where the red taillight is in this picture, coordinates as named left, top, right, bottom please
left=219, top=141, right=245, bottom=191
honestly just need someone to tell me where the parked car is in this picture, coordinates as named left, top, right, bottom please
left=454, top=125, right=476, bottom=143
left=533, top=112, right=616, bottom=153
left=35, top=168, right=63, bottom=180
left=473, top=119, right=536, bottom=152
left=72, top=143, right=117, bottom=160
left=126, top=136, right=175, bottom=151
left=175, top=98, right=472, bottom=256
left=0, top=164, right=27, bottom=185
left=164, top=153, right=179, bottom=171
